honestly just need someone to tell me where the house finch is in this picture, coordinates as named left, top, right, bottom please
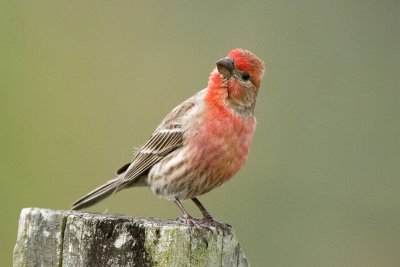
left=72, top=48, right=265, bottom=228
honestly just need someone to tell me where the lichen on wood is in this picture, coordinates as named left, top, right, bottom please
left=13, top=208, right=248, bottom=266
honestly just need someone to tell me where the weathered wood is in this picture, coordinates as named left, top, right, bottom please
left=13, top=208, right=249, bottom=267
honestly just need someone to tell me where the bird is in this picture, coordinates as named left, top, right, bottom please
left=72, top=48, right=265, bottom=228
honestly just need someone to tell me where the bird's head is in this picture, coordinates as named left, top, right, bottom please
left=208, top=48, right=265, bottom=114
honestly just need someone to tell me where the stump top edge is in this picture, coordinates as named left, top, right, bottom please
left=20, top=207, right=234, bottom=234
left=22, top=207, right=185, bottom=226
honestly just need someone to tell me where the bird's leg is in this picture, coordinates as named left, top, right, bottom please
left=191, top=197, right=213, bottom=220
left=174, top=198, right=201, bottom=227
left=191, top=197, right=231, bottom=230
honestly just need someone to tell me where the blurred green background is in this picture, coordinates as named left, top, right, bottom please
left=1, top=1, right=400, bottom=266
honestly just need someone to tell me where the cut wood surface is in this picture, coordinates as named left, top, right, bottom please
left=13, top=208, right=249, bottom=267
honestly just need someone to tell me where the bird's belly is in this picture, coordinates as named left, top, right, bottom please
left=148, top=114, right=256, bottom=200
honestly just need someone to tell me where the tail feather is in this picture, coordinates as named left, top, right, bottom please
left=71, top=177, right=121, bottom=210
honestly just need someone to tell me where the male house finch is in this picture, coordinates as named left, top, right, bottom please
left=72, top=48, right=265, bottom=227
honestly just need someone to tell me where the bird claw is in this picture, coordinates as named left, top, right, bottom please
left=201, top=216, right=232, bottom=231
left=177, top=215, right=204, bottom=228
left=177, top=215, right=231, bottom=231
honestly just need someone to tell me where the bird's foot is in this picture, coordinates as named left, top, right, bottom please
left=177, top=215, right=204, bottom=228
left=177, top=215, right=231, bottom=231
left=201, top=215, right=232, bottom=231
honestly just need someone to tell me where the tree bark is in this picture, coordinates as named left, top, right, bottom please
left=13, top=208, right=248, bottom=267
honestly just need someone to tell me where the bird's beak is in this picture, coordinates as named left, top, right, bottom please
left=216, top=57, right=235, bottom=78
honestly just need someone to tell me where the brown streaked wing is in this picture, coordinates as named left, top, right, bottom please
left=115, top=128, right=183, bottom=191
left=114, top=94, right=199, bottom=192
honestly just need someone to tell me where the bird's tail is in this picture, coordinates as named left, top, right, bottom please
left=71, top=176, right=122, bottom=210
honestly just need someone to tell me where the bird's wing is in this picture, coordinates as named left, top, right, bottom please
left=114, top=93, right=201, bottom=191
left=117, top=127, right=183, bottom=188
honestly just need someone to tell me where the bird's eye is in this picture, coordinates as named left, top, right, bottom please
left=241, top=73, right=250, bottom=81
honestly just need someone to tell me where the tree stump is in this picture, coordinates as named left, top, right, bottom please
left=13, top=208, right=249, bottom=266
